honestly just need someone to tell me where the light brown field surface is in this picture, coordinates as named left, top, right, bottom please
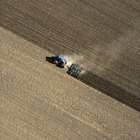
left=0, top=0, right=140, bottom=139
left=0, top=0, right=140, bottom=110
left=0, top=27, right=140, bottom=140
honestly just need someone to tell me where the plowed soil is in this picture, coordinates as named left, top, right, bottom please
left=0, top=0, right=140, bottom=139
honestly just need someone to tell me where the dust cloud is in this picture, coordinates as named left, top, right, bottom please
left=64, top=54, right=86, bottom=74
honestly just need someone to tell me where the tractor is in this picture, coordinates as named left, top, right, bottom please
left=46, top=55, right=82, bottom=77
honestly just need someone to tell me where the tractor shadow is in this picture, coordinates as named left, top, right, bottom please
left=45, top=56, right=64, bottom=68
left=46, top=56, right=54, bottom=64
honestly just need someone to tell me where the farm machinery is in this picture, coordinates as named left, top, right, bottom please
left=46, top=55, right=83, bottom=77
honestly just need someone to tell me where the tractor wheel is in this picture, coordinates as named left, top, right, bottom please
left=53, top=60, right=58, bottom=65
left=58, top=63, right=65, bottom=68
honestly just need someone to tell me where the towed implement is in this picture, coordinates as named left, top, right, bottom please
left=67, top=64, right=82, bottom=77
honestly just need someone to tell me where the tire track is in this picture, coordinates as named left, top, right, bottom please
left=78, top=71, right=140, bottom=112
left=1, top=2, right=140, bottom=77
left=1, top=12, right=139, bottom=92
left=1, top=0, right=140, bottom=112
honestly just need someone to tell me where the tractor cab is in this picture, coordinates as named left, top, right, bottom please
left=51, top=55, right=67, bottom=68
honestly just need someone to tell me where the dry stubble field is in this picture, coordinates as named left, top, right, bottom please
left=0, top=0, right=140, bottom=139
left=0, top=27, right=140, bottom=140
left=0, top=0, right=140, bottom=110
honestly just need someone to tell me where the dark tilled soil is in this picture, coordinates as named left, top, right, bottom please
left=0, top=0, right=140, bottom=111
left=0, top=27, right=140, bottom=140
left=0, top=0, right=140, bottom=139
